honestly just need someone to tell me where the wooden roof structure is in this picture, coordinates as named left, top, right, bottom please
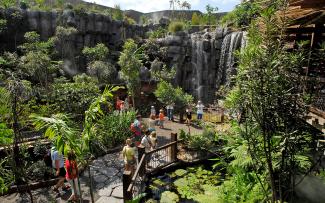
left=285, top=0, right=325, bottom=47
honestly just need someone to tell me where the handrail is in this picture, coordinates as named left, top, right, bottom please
left=127, top=153, right=146, bottom=192
left=147, top=140, right=180, bottom=154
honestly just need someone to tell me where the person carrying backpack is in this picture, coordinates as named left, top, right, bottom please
left=131, top=115, right=142, bottom=146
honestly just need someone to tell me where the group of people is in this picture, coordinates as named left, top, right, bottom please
left=150, top=106, right=167, bottom=129
left=123, top=114, right=159, bottom=174
left=186, top=100, right=205, bottom=125
left=49, top=147, right=79, bottom=201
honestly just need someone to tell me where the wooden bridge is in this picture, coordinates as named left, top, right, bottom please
left=122, top=133, right=207, bottom=202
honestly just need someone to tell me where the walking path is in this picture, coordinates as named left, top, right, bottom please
left=0, top=119, right=202, bottom=203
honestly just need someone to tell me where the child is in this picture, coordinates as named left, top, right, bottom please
left=159, top=109, right=165, bottom=128
left=150, top=131, right=157, bottom=150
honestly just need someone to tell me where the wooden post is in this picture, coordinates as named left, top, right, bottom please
left=138, top=145, right=146, bottom=176
left=170, top=133, right=178, bottom=161
left=123, top=170, right=132, bottom=202
left=137, top=145, right=145, bottom=163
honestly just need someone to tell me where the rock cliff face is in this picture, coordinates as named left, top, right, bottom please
left=0, top=8, right=149, bottom=73
left=157, top=29, right=245, bottom=103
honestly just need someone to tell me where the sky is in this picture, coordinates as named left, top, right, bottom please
left=83, top=0, right=241, bottom=13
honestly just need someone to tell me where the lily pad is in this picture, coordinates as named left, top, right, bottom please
left=160, top=191, right=179, bottom=203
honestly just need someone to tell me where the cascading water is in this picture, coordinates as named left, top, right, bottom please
left=217, top=31, right=246, bottom=88
left=190, top=31, right=217, bottom=103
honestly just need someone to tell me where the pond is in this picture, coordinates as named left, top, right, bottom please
left=145, top=160, right=224, bottom=203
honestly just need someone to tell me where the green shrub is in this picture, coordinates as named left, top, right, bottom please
left=95, top=110, right=136, bottom=150
left=168, top=21, right=185, bottom=33
left=147, top=27, right=167, bottom=39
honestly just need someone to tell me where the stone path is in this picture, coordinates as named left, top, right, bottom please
left=0, top=118, right=202, bottom=203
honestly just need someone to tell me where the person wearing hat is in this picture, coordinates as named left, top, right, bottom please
left=196, top=100, right=204, bottom=120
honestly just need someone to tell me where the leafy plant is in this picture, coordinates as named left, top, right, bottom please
left=94, top=110, right=136, bottom=153
left=118, top=39, right=143, bottom=108
left=160, top=191, right=179, bottom=203
left=51, top=74, right=100, bottom=118
left=147, top=27, right=167, bottom=39
left=168, top=21, right=184, bottom=33
left=83, top=43, right=116, bottom=84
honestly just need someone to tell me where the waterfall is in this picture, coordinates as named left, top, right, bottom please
left=217, top=31, right=246, bottom=88
left=190, top=31, right=217, bottom=103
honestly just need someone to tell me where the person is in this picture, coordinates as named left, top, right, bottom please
left=158, top=109, right=165, bottom=129
left=120, top=101, right=125, bottom=112
left=186, top=107, right=192, bottom=126
left=150, top=131, right=157, bottom=150
left=141, top=131, right=152, bottom=167
left=196, top=100, right=204, bottom=120
left=148, top=114, right=156, bottom=132
left=166, top=103, right=174, bottom=121
left=51, top=146, right=69, bottom=194
left=116, top=97, right=122, bottom=111
left=122, top=138, right=136, bottom=174
left=65, top=151, right=79, bottom=202
left=150, top=106, right=156, bottom=116
left=131, top=115, right=143, bottom=146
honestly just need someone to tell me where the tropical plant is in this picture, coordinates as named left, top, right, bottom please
left=168, top=21, right=185, bottom=33
left=151, top=65, right=176, bottom=82
left=51, top=74, right=100, bottom=118
left=225, top=2, right=313, bottom=201
left=154, top=80, right=193, bottom=110
left=112, top=4, right=124, bottom=21
left=93, top=110, right=136, bottom=154
left=203, top=4, right=218, bottom=25
left=0, top=0, right=16, bottom=9
left=147, top=27, right=167, bottom=39
left=82, top=43, right=116, bottom=83
left=191, top=12, right=201, bottom=25
left=221, top=1, right=260, bottom=28
left=118, top=39, right=143, bottom=108
left=19, top=32, right=59, bottom=94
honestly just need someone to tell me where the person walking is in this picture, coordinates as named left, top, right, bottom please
left=166, top=103, right=174, bottom=121
left=158, top=109, right=165, bottom=129
left=65, top=151, right=79, bottom=202
left=196, top=100, right=204, bottom=120
left=122, top=139, right=136, bottom=174
left=51, top=146, right=69, bottom=195
left=150, top=106, right=156, bottom=116
left=186, top=107, right=192, bottom=126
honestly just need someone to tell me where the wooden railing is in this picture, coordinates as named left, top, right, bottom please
left=123, top=133, right=179, bottom=202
